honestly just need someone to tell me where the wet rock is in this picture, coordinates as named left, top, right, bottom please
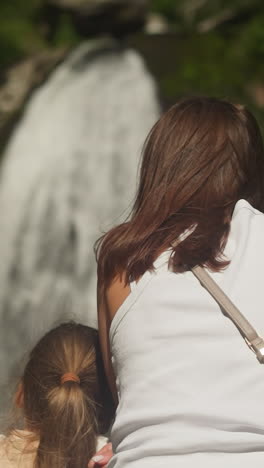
left=0, top=49, right=67, bottom=152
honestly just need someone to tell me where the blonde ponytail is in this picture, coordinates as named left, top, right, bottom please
left=21, top=322, right=113, bottom=468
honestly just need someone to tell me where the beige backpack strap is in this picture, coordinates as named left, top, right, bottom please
left=192, top=265, right=264, bottom=364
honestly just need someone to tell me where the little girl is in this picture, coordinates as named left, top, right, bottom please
left=0, top=321, right=114, bottom=468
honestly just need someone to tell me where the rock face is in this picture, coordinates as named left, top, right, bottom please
left=42, top=0, right=150, bottom=37
left=0, top=50, right=66, bottom=153
left=0, top=38, right=160, bottom=419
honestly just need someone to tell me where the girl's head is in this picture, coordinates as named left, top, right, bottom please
left=96, top=97, right=264, bottom=286
left=19, top=322, right=113, bottom=468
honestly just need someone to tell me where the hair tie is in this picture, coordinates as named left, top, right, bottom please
left=60, top=372, right=80, bottom=385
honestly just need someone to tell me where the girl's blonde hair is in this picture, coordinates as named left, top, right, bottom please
left=21, top=322, right=113, bottom=468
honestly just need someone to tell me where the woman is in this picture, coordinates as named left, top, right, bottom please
left=95, top=97, right=264, bottom=467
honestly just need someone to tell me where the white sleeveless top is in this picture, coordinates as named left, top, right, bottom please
left=108, top=200, right=264, bottom=468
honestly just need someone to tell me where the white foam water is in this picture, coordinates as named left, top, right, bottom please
left=0, top=38, right=160, bottom=415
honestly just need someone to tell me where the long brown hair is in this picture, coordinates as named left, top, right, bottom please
left=96, top=97, right=264, bottom=288
left=21, top=322, right=113, bottom=468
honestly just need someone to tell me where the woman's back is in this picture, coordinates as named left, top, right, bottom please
left=109, top=200, right=264, bottom=467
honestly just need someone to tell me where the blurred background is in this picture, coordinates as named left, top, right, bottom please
left=2, top=0, right=264, bottom=136
left=0, top=0, right=264, bottom=420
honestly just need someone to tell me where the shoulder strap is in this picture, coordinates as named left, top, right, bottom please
left=191, top=265, right=264, bottom=364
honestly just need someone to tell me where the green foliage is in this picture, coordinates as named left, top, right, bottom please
left=152, top=0, right=264, bottom=31
left=0, top=0, right=264, bottom=128
left=238, top=13, right=264, bottom=76
left=0, top=0, right=79, bottom=68
left=159, top=33, right=243, bottom=99
left=147, top=0, right=264, bottom=128
left=51, top=14, right=80, bottom=47
left=0, top=0, right=44, bottom=67
left=151, top=0, right=178, bottom=21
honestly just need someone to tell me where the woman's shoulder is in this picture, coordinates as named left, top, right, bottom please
left=104, top=273, right=131, bottom=322
left=231, top=199, right=264, bottom=240
left=233, top=199, right=264, bottom=219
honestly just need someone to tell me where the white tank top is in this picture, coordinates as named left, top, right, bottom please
left=108, top=200, right=264, bottom=468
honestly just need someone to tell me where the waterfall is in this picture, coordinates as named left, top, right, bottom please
left=0, top=39, right=160, bottom=413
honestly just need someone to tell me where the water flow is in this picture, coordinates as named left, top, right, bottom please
left=0, top=39, right=159, bottom=412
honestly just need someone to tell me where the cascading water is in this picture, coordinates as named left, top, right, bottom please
left=0, top=38, right=160, bottom=416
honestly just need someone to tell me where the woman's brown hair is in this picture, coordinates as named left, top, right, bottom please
left=21, top=322, right=114, bottom=468
left=96, top=97, right=264, bottom=289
